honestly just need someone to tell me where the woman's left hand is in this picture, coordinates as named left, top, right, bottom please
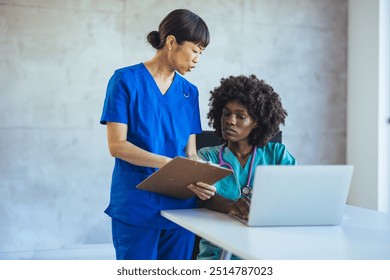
left=228, top=197, right=251, bottom=220
left=187, top=182, right=216, bottom=200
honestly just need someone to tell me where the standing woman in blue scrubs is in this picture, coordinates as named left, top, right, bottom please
left=100, top=9, right=216, bottom=260
left=188, top=75, right=297, bottom=259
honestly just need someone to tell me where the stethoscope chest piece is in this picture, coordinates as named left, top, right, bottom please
left=241, top=186, right=252, bottom=197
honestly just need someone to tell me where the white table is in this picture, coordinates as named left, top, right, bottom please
left=161, top=205, right=390, bottom=260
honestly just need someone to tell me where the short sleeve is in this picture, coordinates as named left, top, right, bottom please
left=198, top=147, right=210, bottom=161
left=100, top=72, right=130, bottom=125
left=277, top=144, right=297, bottom=165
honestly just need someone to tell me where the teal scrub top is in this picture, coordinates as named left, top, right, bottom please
left=197, top=142, right=296, bottom=260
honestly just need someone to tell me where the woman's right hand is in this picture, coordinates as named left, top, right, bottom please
left=187, top=182, right=216, bottom=200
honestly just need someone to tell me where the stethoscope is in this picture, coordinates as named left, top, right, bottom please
left=218, top=144, right=257, bottom=198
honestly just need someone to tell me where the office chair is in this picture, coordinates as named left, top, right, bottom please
left=191, top=130, right=282, bottom=259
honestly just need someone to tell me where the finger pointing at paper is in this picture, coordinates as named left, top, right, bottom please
left=187, top=182, right=216, bottom=200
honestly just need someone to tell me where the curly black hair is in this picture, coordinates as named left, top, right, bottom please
left=207, top=74, right=287, bottom=147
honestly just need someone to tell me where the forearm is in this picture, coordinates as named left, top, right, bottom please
left=201, top=194, right=235, bottom=213
left=185, top=134, right=198, bottom=160
left=109, top=140, right=171, bottom=169
left=107, top=122, right=171, bottom=168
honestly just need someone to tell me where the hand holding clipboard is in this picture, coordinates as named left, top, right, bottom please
left=136, top=157, right=232, bottom=199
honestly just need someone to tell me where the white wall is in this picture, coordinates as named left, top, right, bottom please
left=377, top=0, right=390, bottom=212
left=347, top=0, right=390, bottom=212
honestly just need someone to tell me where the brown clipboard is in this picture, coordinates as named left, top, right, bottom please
left=136, top=156, right=233, bottom=199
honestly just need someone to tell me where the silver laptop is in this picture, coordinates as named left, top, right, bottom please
left=235, top=165, right=353, bottom=226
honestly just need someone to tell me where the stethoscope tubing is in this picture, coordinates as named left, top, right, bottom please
left=218, top=144, right=257, bottom=197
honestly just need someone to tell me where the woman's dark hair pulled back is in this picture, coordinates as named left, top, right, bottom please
left=147, top=9, right=210, bottom=50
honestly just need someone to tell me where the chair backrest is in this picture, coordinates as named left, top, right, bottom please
left=196, top=130, right=282, bottom=150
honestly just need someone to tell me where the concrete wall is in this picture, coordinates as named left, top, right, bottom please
left=0, top=0, right=348, bottom=253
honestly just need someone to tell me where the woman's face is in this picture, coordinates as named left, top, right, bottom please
left=221, top=100, right=257, bottom=144
left=169, top=41, right=204, bottom=75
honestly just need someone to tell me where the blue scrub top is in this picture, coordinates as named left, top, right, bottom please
left=100, top=63, right=202, bottom=229
left=197, top=142, right=297, bottom=259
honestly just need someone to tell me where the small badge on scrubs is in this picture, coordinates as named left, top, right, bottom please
left=183, top=92, right=190, bottom=98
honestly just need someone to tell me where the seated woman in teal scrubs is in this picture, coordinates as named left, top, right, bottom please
left=187, top=74, right=296, bottom=260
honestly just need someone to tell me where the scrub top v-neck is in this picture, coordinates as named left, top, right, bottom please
left=142, top=64, right=178, bottom=100
left=100, top=63, right=202, bottom=229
